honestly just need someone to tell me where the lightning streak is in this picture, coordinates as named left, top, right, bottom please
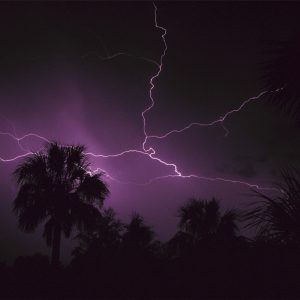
left=82, top=51, right=159, bottom=68
left=0, top=2, right=281, bottom=193
left=142, top=3, right=167, bottom=152
left=146, top=88, right=284, bottom=141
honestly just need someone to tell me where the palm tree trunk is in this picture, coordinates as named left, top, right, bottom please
left=51, top=223, right=61, bottom=267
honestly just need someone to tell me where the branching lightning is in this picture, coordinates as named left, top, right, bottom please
left=0, top=2, right=282, bottom=193
left=146, top=88, right=283, bottom=141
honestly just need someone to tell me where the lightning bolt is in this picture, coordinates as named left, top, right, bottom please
left=82, top=51, right=159, bottom=68
left=0, top=2, right=282, bottom=193
left=146, top=88, right=284, bottom=141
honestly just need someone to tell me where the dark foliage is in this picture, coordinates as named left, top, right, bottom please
left=167, top=198, right=239, bottom=258
left=13, top=142, right=109, bottom=266
left=8, top=144, right=300, bottom=298
left=244, top=168, right=300, bottom=247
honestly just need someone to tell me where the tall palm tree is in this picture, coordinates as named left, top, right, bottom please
left=177, top=198, right=238, bottom=245
left=244, top=168, right=300, bottom=246
left=13, top=142, right=109, bottom=266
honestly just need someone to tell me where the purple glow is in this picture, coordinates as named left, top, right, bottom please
left=0, top=3, right=282, bottom=195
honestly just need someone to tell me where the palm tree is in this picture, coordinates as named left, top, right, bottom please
left=73, top=207, right=123, bottom=258
left=177, top=198, right=238, bottom=245
left=244, top=168, right=300, bottom=246
left=13, top=142, right=109, bottom=266
left=122, top=213, right=155, bottom=252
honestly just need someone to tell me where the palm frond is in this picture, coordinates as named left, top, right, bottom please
left=244, top=168, right=300, bottom=244
left=14, top=153, right=48, bottom=186
left=77, top=173, right=109, bottom=207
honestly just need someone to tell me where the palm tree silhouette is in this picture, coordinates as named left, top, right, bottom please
left=244, top=168, right=300, bottom=246
left=73, top=207, right=123, bottom=258
left=122, top=213, right=155, bottom=252
left=177, top=198, right=238, bottom=246
left=13, top=142, right=109, bottom=266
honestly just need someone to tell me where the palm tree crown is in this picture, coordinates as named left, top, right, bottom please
left=122, top=213, right=155, bottom=250
left=13, top=142, right=109, bottom=266
left=178, top=198, right=238, bottom=244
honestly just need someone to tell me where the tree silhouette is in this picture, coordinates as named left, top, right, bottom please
left=122, top=213, right=155, bottom=253
left=176, top=198, right=238, bottom=247
left=13, top=142, right=109, bottom=266
left=244, top=168, right=300, bottom=246
left=73, top=207, right=123, bottom=258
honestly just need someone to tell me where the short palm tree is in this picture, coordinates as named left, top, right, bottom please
left=13, top=142, right=109, bottom=266
left=122, top=213, right=155, bottom=251
left=178, top=198, right=238, bottom=244
left=73, top=208, right=123, bottom=258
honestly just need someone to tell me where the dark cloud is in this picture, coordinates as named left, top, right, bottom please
left=237, top=163, right=257, bottom=178
left=255, top=154, right=269, bottom=163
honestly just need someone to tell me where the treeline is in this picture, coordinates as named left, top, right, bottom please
left=1, top=192, right=300, bottom=299
left=1, top=143, right=300, bottom=298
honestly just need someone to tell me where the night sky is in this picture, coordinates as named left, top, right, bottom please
left=1, top=1, right=300, bottom=263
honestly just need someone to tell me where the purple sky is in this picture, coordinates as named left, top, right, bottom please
left=1, top=2, right=300, bottom=263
